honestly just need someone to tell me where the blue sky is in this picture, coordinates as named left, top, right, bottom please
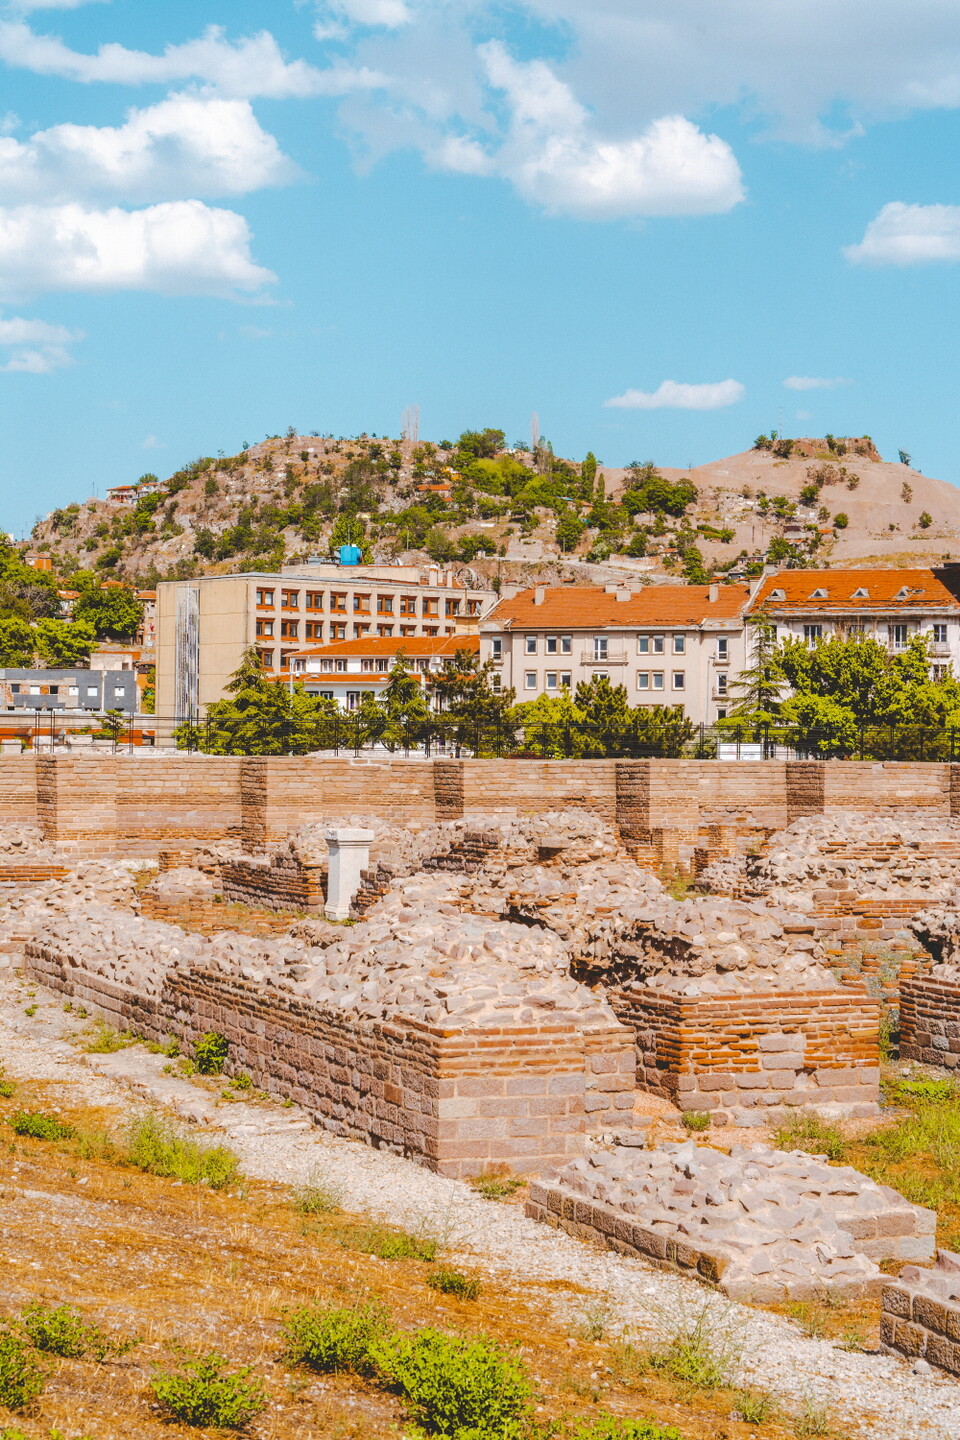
left=1, top=0, right=960, bottom=534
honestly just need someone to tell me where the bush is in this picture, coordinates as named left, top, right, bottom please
left=426, top=1268, right=481, bottom=1301
left=0, top=1329, right=47, bottom=1411
left=772, top=1112, right=845, bottom=1162
left=566, top=1419, right=684, bottom=1440
left=122, top=1114, right=239, bottom=1189
left=375, top=1327, right=533, bottom=1438
left=919, top=511, right=933, bottom=529
left=281, top=1302, right=388, bottom=1375
left=18, top=1302, right=136, bottom=1362
left=150, top=1352, right=266, bottom=1428
left=7, top=1110, right=75, bottom=1141
left=681, top=1112, right=711, bottom=1133
left=193, top=1032, right=229, bottom=1075
left=832, top=512, right=849, bottom=529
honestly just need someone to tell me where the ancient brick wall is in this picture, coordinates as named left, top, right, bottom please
left=139, top=895, right=306, bottom=938
left=23, top=943, right=636, bottom=1178
left=609, top=986, right=880, bottom=1124
left=0, top=756, right=38, bottom=829
left=899, top=977, right=960, bottom=1067
left=219, top=854, right=324, bottom=912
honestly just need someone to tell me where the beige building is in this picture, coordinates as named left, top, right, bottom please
left=481, top=583, right=752, bottom=725
left=156, top=562, right=495, bottom=721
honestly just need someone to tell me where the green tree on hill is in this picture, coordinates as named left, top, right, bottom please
left=73, top=585, right=143, bottom=640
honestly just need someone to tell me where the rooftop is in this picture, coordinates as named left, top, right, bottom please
left=749, top=568, right=960, bottom=613
left=487, top=583, right=751, bottom=630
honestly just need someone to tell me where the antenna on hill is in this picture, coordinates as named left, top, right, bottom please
left=530, top=412, right=540, bottom=455
left=401, top=405, right=420, bottom=445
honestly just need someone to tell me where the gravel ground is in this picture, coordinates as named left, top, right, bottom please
left=2, top=973, right=959, bottom=1439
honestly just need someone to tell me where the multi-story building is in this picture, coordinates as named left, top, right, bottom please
left=481, top=583, right=752, bottom=724
left=156, top=560, right=495, bottom=720
left=746, top=568, right=960, bottom=677
left=0, top=668, right=139, bottom=716
left=288, top=634, right=479, bottom=710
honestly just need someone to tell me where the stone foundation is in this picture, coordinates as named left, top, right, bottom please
left=899, top=977, right=960, bottom=1067
left=609, top=986, right=881, bottom=1124
left=881, top=1253, right=960, bottom=1375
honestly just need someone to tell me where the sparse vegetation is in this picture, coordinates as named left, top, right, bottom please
left=647, top=1305, right=742, bottom=1393
left=7, top=1109, right=76, bottom=1141
left=681, top=1111, right=711, bottom=1133
left=17, top=1302, right=137, bottom=1363
left=290, top=1168, right=343, bottom=1214
left=193, top=1031, right=229, bottom=1075
left=281, top=1301, right=389, bottom=1374
left=426, top=1267, right=482, bottom=1300
left=338, top=1222, right=439, bottom=1262
left=772, top=1112, right=846, bottom=1162
left=150, top=1351, right=266, bottom=1428
left=469, top=1166, right=525, bottom=1200
left=0, top=1328, right=48, bottom=1411
left=121, top=1114, right=239, bottom=1189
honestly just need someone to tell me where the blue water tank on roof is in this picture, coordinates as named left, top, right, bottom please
left=337, top=544, right=362, bottom=566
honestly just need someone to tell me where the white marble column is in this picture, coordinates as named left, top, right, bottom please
left=324, top=827, right=375, bottom=921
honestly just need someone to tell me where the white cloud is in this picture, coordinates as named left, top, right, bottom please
left=783, top=375, right=851, bottom=390
left=0, top=21, right=338, bottom=99
left=0, top=95, right=295, bottom=204
left=323, top=0, right=412, bottom=26
left=141, top=434, right=162, bottom=449
left=0, top=310, right=80, bottom=371
left=0, top=200, right=276, bottom=299
left=604, top=379, right=745, bottom=410
left=844, top=201, right=960, bottom=264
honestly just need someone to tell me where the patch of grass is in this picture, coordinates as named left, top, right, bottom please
left=84, top=1021, right=140, bottom=1054
left=0, top=1327, right=48, bottom=1411
left=786, top=1302, right=826, bottom=1340
left=23, top=1005, right=37, bottom=1018
left=731, top=1388, right=776, bottom=1425
left=122, top=1114, right=239, bottom=1190
left=281, top=1301, right=389, bottom=1375
left=772, top=1111, right=846, bottom=1162
left=0, top=1066, right=15, bottom=1099
left=681, top=1111, right=711, bottom=1133
left=150, top=1351, right=266, bottom=1429
left=426, top=1268, right=481, bottom=1301
left=607, top=1339, right=648, bottom=1388
left=793, top=1398, right=833, bottom=1436
left=6, top=1110, right=76, bottom=1142
left=290, top=1169, right=343, bottom=1215
left=564, top=1419, right=684, bottom=1440
left=647, top=1304, right=742, bottom=1393
left=145, top=1038, right=180, bottom=1057
left=469, top=1166, right=525, bottom=1201
left=17, top=1302, right=137, bottom=1363
left=339, top=1223, right=438, bottom=1262
left=374, top=1326, right=533, bottom=1440
left=193, top=1032, right=229, bottom=1076
left=894, top=1077, right=958, bottom=1103
left=575, top=1302, right=613, bottom=1342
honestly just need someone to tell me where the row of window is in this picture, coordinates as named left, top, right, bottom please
left=9, top=683, right=126, bottom=699
left=254, top=587, right=478, bottom=618
left=256, top=620, right=441, bottom=641
left=797, top=623, right=948, bottom=645
left=520, top=670, right=696, bottom=693
left=305, top=657, right=436, bottom=675
left=500, top=635, right=731, bottom=659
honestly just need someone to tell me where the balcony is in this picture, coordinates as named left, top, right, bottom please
left=581, top=648, right=629, bottom=666
left=930, top=641, right=951, bottom=657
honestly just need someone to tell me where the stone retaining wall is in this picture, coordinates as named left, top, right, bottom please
left=609, top=986, right=880, bottom=1125
left=881, top=1255, right=960, bottom=1375
left=22, top=942, right=637, bottom=1177
left=899, top=977, right=960, bottom=1067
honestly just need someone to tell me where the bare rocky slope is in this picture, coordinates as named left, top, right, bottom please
left=27, top=430, right=960, bottom=590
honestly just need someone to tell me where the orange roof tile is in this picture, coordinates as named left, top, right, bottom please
left=487, top=584, right=750, bottom=630
left=749, top=568, right=960, bottom=614
left=288, top=634, right=480, bottom=661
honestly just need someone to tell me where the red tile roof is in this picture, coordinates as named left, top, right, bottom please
left=487, top=584, right=751, bottom=630
left=288, top=634, right=480, bottom=661
left=749, top=568, right=960, bottom=613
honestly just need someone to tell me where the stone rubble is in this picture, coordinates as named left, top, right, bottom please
left=143, top=866, right=219, bottom=905
left=0, top=822, right=59, bottom=861
left=532, top=1141, right=935, bottom=1302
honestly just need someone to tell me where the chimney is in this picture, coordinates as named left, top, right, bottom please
left=708, top=583, right=719, bottom=603
left=533, top=586, right=546, bottom=605
left=614, top=588, right=631, bottom=602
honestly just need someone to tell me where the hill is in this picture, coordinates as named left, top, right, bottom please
left=26, top=428, right=960, bottom=591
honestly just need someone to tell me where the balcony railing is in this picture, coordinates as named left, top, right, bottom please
left=581, top=648, right=629, bottom=665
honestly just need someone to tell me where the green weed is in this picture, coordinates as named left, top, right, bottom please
left=6, top=1110, right=75, bottom=1142
left=426, top=1267, right=481, bottom=1301
left=150, top=1351, right=266, bottom=1428
left=565, top=1419, right=684, bottom=1440
left=23, top=1006, right=36, bottom=1018
left=291, top=1170, right=343, bottom=1215
left=681, top=1111, right=711, bottom=1133
left=122, top=1114, right=239, bottom=1190
left=0, top=1327, right=48, bottom=1410
left=281, top=1301, right=389, bottom=1375
left=193, top=1032, right=229, bottom=1075
left=793, top=1398, right=833, bottom=1436
left=340, top=1223, right=438, bottom=1262
left=731, top=1388, right=777, bottom=1425
left=647, top=1305, right=742, bottom=1393
left=375, top=1326, right=533, bottom=1439
left=84, top=1022, right=140, bottom=1054
left=772, top=1112, right=846, bottom=1162
left=469, top=1167, right=525, bottom=1201
left=17, top=1302, right=137, bottom=1362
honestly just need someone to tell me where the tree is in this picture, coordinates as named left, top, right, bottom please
left=456, top=428, right=505, bottom=460
left=96, top=708, right=128, bottom=751
left=176, top=650, right=338, bottom=755
left=630, top=704, right=696, bottom=758
left=899, top=450, right=912, bottom=467
left=919, top=511, right=933, bottom=529
left=379, top=653, right=431, bottom=748
left=74, top=585, right=143, bottom=640
left=428, top=648, right=515, bottom=749
left=580, top=452, right=598, bottom=496
left=0, top=617, right=34, bottom=666
left=574, top=676, right=633, bottom=757
left=510, top=690, right=588, bottom=757
left=34, top=619, right=96, bottom=668
left=781, top=692, right=858, bottom=757
left=726, top=615, right=784, bottom=722
left=555, top=509, right=585, bottom=553
left=833, top=512, right=849, bottom=529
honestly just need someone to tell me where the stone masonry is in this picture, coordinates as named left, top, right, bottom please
left=881, top=1251, right=960, bottom=1376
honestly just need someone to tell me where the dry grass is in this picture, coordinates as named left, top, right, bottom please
left=0, top=1074, right=818, bottom=1440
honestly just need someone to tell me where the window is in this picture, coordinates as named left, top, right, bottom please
left=400, top=625, right=416, bottom=637
left=335, top=659, right=348, bottom=673
left=524, top=671, right=537, bottom=689
left=361, top=659, right=374, bottom=672
left=933, top=623, right=948, bottom=644
left=346, top=691, right=361, bottom=711
left=637, top=672, right=650, bottom=690
left=280, top=651, right=296, bottom=670
left=852, top=587, right=870, bottom=600
left=422, top=596, right=439, bottom=616
left=306, top=591, right=323, bottom=610
left=467, top=599, right=481, bottom=615
left=49, top=686, right=59, bottom=695
left=399, top=595, right=417, bottom=615
left=281, top=589, right=300, bottom=607
left=86, top=685, right=98, bottom=697
left=491, top=637, right=502, bottom=659
left=377, top=595, right=394, bottom=614
left=280, top=620, right=299, bottom=638
left=560, top=672, right=571, bottom=688
left=492, top=674, right=502, bottom=692
left=561, top=636, right=572, bottom=654
left=424, top=626, right=439, bottom=636
left=331, top=623, right=346, bottom=641
left=543, top=672, right=557, bottom=689
left=803, top=624, right=822, bottom=642
left=652, top=672, right=664, bottom=690
left=255, top=588, right=274, bottom=606
left=113, top=687, right=125, bottom=698
left=717, top=673, right=728, bottom=695
left=445, top=599, right=460, bottom=616
left=672, top=634, right=685, bottom=654
left=594, top=672, right=608, bottom=682
left=376, top=658, right=390, bottom=672
left=320, top=659, right=333, bottom=673
left=810, top=587, right=829, bottom=600
left=638, top=635, right=665, bottom=655
left=525, top=636, right=538, bottom=654
left=717, top=708, right=727, bottom=720
left=717, top=637, right=728, bottom=661
left=330, top=592, right=347, bottom=613
left=933, top=664, right=948, bottom=680
left=593, top=636, right=608, bottom=661
left=890, top=623, right=908, bottom=649
left=353, top=593, right=371, bottom=613
left=305, top=621, right=323, bottom=640
left=377, top=625, right=394, bottom=637
left=257, top=650, right=274, bottom=669
left=353, top=623, right=371, bottom=637
left=256, top=619, right=274, bottom=637
left=672, top=672, right=685, bottom=690
left=546, top=636, right=558, bottom=654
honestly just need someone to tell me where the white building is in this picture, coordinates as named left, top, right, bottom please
left=288, top=633, right=478, bottom=711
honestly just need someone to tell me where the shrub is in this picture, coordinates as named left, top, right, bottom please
left=7, top=1110, right=75, bottom=1141
left=772, top=1112, right=845, bottom=1162
left=193, top=1032, right=229, bottom=1075
left=0, top=1328, right=47, bottom=1410
left=681, top=1112, right=711, bottom=1133
left=281, top=1302, right=389, bottom=1375
left=0, top=1067, right=14, bottom=1099
left=18, top=1302, right=136, bottom=1362
left=122, top=1114, right=239, bottom=1189
left=919, top=511, right=933, bottom=529
left=426, top=1268, right=481, bottom=1301
left=832, top=512, right=849, bottom=529
left=374, top=1327, right=533, bottom=1438
left=566, top=1419, right=683, bottom=1440
left=150, top=1352, right=266, bottom=1428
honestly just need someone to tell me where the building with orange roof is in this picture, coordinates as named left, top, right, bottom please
left=287, top=633, right=479, bottom=710
left=746, top=568, right=960, bottom=676
left=482, top=583, right=752, bottom=724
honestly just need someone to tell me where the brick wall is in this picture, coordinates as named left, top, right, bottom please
left=219, top=854, right=324, bottom=912
left=900, top=977, right=960, bottom=1067
left=609, top=986, right=880, bottom=1125
left=23, top=943, right=637, bottom=1178
left=139, top=895, right=306, bottom=938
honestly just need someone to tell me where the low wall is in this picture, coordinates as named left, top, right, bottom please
left=881, top=1258, right=960, bottom=1376
left=899, top=977, right=960, bottom=1067
left=2, top=755, right=958, bottom=858
left=219, top=855, right=324, bottom=913
left=22, top=944, right=637, bottom=1178
left=609, top=986, right=881, bottom=1125
left=139, top=895, right=305, bottom=938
